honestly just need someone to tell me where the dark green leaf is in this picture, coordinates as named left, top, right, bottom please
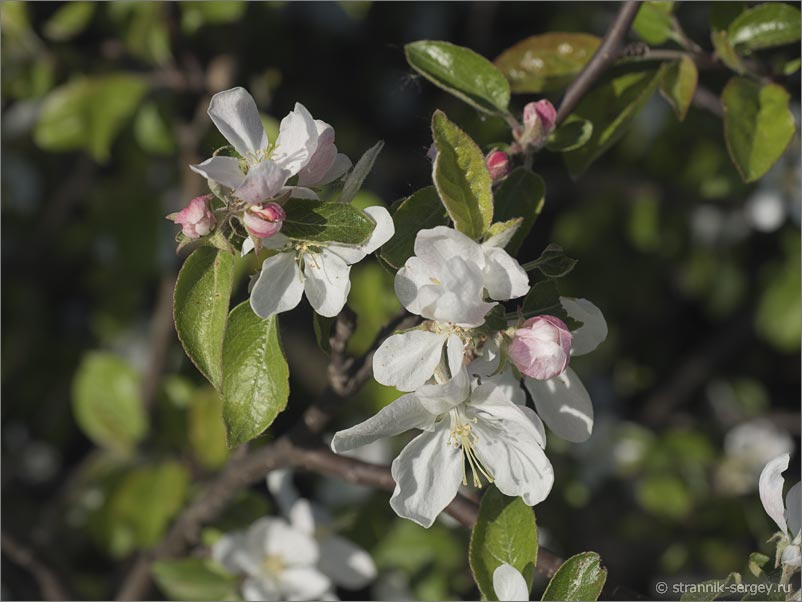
left=632, top=1, right=675, bottom=45
left=222, top=303, right=289, bottom=447
left=153, top=558, right=239, bottom=601
left=710, top=2, right=748, bottom=32
left=563, top=64, right=665, bottom=177
left=180, top=1, right=247, bottom=34
left=522, top=243, right=577, bottom=278
left=34, top=74, right=148, bottom=162
left=521, top=279, right=581, bottom=330
left=659, top=56, right=698, bottom=121
left=71, top=352, right=147, bottom=454
left=722, top=76, right=796, bottom=182
left=431, top=110, right=494, bottom=239
left=339, top=140, right=383, bottom=204
left=43, top=1, right=95, bottom=41
left=494, top=33, right=601, bottom=93
left=188, top=388, right=229, bottom=470
left=380, top=186, right=449, bottom=269
left=546, top=117, right=593, bottom=152
left=173, top=247, right=234, bottom=390
left=542, top=552, right=607, bottom=601
left=493, top=168, right=545, bottom=255
left=469, top=486, right=538, bottom=601
left=313, top=313, right=335, bottom=354
left=282, top=199, right=377, bottom=245
left=405, top=40, right=510, bottom=114
left=729, top=3, right=801, bottom=51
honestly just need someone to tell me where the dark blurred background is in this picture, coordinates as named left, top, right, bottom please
left=2, top=2, right=800, bottom=600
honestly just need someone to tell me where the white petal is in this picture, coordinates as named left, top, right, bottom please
left=470, top=396, right=554, bottom=505
left=278, top=567, right=332, bottom=601
left=280, top=185, right=319, bottom=200
left=262, top=232, right=290, bottom=250
left=242, top=577, right=281, bottom=602
left=241, top=237, right=255, bottom=257
left=524, top=368, right=594, bottom=443
left=416, top=367, right=471, bottom=415
left=319, top=153, right=352, bottom=185
left=482, top=223, right=520, bottom=249
left=493, top=564, right=529, bottom=601
left=265, top=471, right=316, bottom=536
left=373, top=330, right=447, bottom=392
left=258, top=519, right=319, bottom=566
left=250, top=252, right=304, bottom=318
left=235, top=160, right=290, bottom=204
left=302, top=249, right=351, bottom=317
left=469, top=337, right=501, bottom=378
left=482, top=246, right=529, bottom=300
left=561, top=297, right=608, bottom=356
left=208, top=87, right=268, bottom=158
left=414, top=226, right=485, bottom=270
left=446, top=333, right=465, bottom=377
left=760, top=453, right=791, bottom=534
left=782, top=544, right=801, bottom=568
left=272, top=102, right=319, bottom=174
left=331, top=393, right=435, bottom=453
left=361, top=206, right=395, bottom=255
left=786, top=482, right=801, bottom=539
left=189, top=155, right=245, bottom=189
left=318, top=535, right=377, bottom=589
left=390, top=426, right=464, bottom=528
left=480, top=368, right=527, bottom=407
left=517, top=404, right=547, bottom=449
left=212, top=532, right=251, bottom=575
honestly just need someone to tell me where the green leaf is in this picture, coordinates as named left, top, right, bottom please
left=521, top=278, right=581, bottom=330
left=380, top=186, right=449, bottom=269
left=542, top=552, right=607, bottom=601
left=34, top=74, right=148, bottom=162
left=632, top=1, right=675, bottom=45
left=492, top=168, right=545, bottom=255
left=469, top=486, right=538, bottom=601
left=313, top=313, right=335, bottom=354
left=747, top=552, right=771, bottom=578
left=563, top=64, right=665, bottom=177
left=680, top=572, right=741, bottom=601
left=405, top=40, right=510, bottom=115
left=545, top=117, right=593, bottom=152
left=431, top=110, right=493, bottom=239
left=108, top=2, right=171, bottom=65
left=43, top=1, right=95, bottom=41
left=188, top=388, right=229, bottom=470
left=728, top=3, right=801, bottom=52
left=494, top=33, right=600, bottom=94
left=282, top=199, right=377, bottom=245
left=180, top=1, right=247, bottom=34
left=134, top=101, right=176, bottom=155
left=722, top=76, right=796, bottom=182
left=483, top=218, right=524, bottom=249
left=339, top=140, right=383, bottom=204
left=222, top=303, right=290, bottom=447
left=153, top=558, right=239, bottom=601
left=659, top=56, right=698, bottom=121
left=712, top=30, right=747, bottom=73
left=522, top=243, right=577, bottom=278
left=71, top=352, right=148, bottom=454
left=174, top=247, right=234, bottom=390
left=108, top=462, right=189, bottom=552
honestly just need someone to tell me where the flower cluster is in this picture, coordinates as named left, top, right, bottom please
left=759, top=453, right=801, bottom=581
left=332, top=226, right=607, bottom=526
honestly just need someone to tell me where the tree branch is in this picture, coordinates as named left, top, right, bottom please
left=2, top=532, right=70, bottom=601
left=556, top=0, right=642, bottom=125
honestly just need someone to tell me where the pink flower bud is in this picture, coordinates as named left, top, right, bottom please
left=508, top=315, right=572, bottom=380
left=486, top=150, right=510, bottom=181
left=523, top=99, right=557, bottom=134
left=168, top=195, right=216, bottom=240
left=243, top=201, right=286, bottom=239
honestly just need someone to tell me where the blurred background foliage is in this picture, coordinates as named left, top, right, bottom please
left=1, top=1, right=799, bottom=600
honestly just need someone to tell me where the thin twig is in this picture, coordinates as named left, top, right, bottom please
left=556, top=0, right=642, bottom=125
left=2, top=532, right=70, bottom=601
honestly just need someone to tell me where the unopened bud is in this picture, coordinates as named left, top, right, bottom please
left=168, top=195, right=216, bottom=240
left=486, top=150, right=510, bottom=181
left=518, top=99, right=557, bottom=148
left=508, top=315, right=572, bottom=380
left=243, top=201, right=286, bottom=239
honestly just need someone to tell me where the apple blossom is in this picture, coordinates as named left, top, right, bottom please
left=331, top=368, right=553, bottom=528
left=267, top=470, right=377, bottom=591
left=190, top=87, right=349, bottom=204
left=374, top=226, right=529, bottom=392
left=493, top=564, right=529, bottom=601
left=486, top=150, right=510, bottom=181
left=243, top=201, right=286, bottom=239
left=508, top=315, right=572, bottom=380
left=515, top=99, right=557, bottom=149
left=248, top=206, right=394, bottom=318
left=718, top=419, right=794, bottom=495
left=212, top=516, right=332, bottom=601
left=167, top=195, right=216, bottom=239
left=759, top=453, right=801, bottom=575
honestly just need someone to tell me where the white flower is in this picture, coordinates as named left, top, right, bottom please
left=374, top=226, right=528, bottom=391
left=190, top=87, right=350, bottom=204
left=249, top=206, right=394, bottom=318
left=759, top=453, right=801, bottom=571
left=719, top=419, right=794, bottom=495
left=212, top=516, right=332, bottom=601
left=493, top=564, right=529, bottom=601
left=331, top=369, right=553, bottom=528
left=267, top=470, right=377, bottom=591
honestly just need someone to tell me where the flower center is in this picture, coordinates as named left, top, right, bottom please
left=448, top=411, right=494, bottom=488
left=261, top=553, right=285, bottom=576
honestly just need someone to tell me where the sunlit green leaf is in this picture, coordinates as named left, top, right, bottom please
left=542, top=552, right=607, bottom=601
left=659, top=55, right=698, bottom=121
left=632, top=1, right=675, bottom=45
left=728, top=2, right=801, bottom=51
left=282, top=200, right=377, bottom=245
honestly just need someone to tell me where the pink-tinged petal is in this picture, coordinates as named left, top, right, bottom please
left=235, top=161, right=290, bottom=204
left=168, top=195, right=216, bottom=240
left=272, top=102, right=319, bottom=174
left=509, top=316, right=572, bottom=380
left=207, top=87, right=268, bottom=158
left=486, top=150, right=510, bottom=181
left=189, top=155, right=245, bottom=189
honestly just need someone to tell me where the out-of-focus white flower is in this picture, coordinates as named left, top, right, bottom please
left=212, top=516, right=331, bottom=601
left=719, top=419, right=794, bottom=495
left=759, top=453, right=801, bottom=574
left=248, top=206, right=394, bottom=318
left=267, top=470, right=377, bottom=592
left=493, top=564, right=529, bottom=601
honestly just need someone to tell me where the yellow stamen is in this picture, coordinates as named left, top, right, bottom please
left=262, top=554, right=284, bottom=576
left=448, top=412, right=494, bottom=488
